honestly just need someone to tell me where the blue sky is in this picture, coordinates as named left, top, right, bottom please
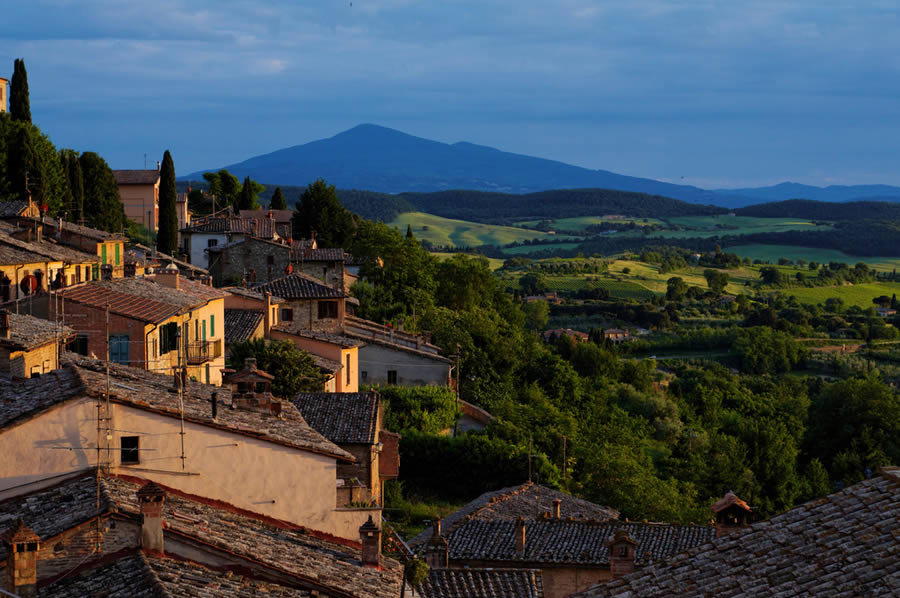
left=3, top=0, right=900, bottom=187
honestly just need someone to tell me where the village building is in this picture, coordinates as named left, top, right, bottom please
left=0, top=354, right=382, bottom=543
left=180, top=215, right=281, bottom=270
left=542, top=328, right=589, bottom=343
left=238, top=207, right=294, bottom=238
left=0, top=473, right=403, bottom=597
left=124, top=243, right=209, bottom=280
left=602, top=328, right=632, bottom=344
left=344, top=316, right=452, bottom=387
left=46, top=273, right=226, bottom=384
left=0, top=230, right=99, bottom=304
left=113, top=168, right=161, bottom=233
left=294, top=391, right=400, bottom=506
left=574, top=467, right=900, bottom=598
left=0, top=310, right=72, bottom=378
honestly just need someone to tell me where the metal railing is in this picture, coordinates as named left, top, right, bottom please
left=185, top=339, right=222, bottom=364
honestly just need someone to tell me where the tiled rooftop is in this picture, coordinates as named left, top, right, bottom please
left=223, top=286, right=285, bottom=304
left=274, top=327, right=364, bottom=349
left=574, top=468, right=900, bottom=597
left=183, top=216, right=276, bottom=238
left=0, top=312, right=73, bottom=350
left=0, top=355, right=352, bottom=461
left=0, top=231, right=99, bottom=265
left=126, top=244, right=209, bottom=275
left=42, top=216, right=128, bottom=241
left=0, top=200, right=30, bottom=218
left=293, top=392, right=379, bottom=445
left=224, top=309, right=263, bottom=344
left=112, top=169, right=160, bottom=185
left=291, top=245, right=346, bottom=262
left=0, top=240, right=50, bottom=267
left=417, top=568, right=544, bottom=598
left=43, top=552, right=162, bottom=598
left=410, top=482, right=620, bottom=548
left=57, top=279, right=188, bottom=324
left=255, top=272, right=346, bottom=300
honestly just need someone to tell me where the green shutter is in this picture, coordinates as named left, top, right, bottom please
left=115, top=244, right=120, bottom=266
left=210, top=314, right=215, bottom=337
left=101, top=244, right=107, bottom=265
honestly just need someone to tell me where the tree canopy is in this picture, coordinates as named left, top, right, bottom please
left=292, top=178, right=357, bottom=247
left=79, top=152, right=123, bottom=232
left=270, top=187, right=287, bottom=210
left=10, top=58, right=31, bottom=123
left=157, top=150, right=178, bottom=253
left=237, top=176, right=264, bottom=211
left=228, top=338, right=326, bottom=397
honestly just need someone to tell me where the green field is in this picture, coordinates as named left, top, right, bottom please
left=515, top=216, right=665, bottom=231
left=502, top=242, right=582, bottom=255
left=777, top=282, right=900, bottom=308
left=431, top=252, right=505, bottom=271
left=390, top=212, right=556, bottom=248
left=727, top=245, right=900, bottom=271
left=650, top=216, right=830, bottom=239
left=542, top=275, right=656, bottom=300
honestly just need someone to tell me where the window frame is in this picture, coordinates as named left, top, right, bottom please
left=120, top=436, right=140, bottom=465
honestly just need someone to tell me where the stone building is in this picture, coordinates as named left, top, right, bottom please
left=0, top=311, right=72, bottom=378
left=293, top=391, right=400, bottom=506
left=180, top=215, right=280, bottom=270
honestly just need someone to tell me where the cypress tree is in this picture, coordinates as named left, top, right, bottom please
left=270, top=187, right=286, bottom=210
left=156, top=150, right=178, bottom=254
left=7, top=125, right=44, bottom=203
left=406, top=224, right=414, bottom=239
left=10, top=59, right=32, bottom=123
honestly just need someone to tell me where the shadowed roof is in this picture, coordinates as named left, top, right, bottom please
left=293, top=392, right=379, bottom=444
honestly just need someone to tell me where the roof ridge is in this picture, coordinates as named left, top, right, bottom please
left=135, top=550, right=174, bottom=598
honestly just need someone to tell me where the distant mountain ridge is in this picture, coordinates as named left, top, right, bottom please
left=183, top=124, right=900, bottom=208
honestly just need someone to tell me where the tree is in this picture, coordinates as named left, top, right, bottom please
left=156, top=150, right=178, bottom=254
left=202, top=169, right=241, bottom=210
left=237, top=175, right=264, bottom=211
left=406, top=224, right=414, bottom=239
left=519, top=272, right=547, bottom=295
left=270, top=187, right=287, bottom=210
left=79, top=152, right=123, bottom=232
left=292, top=178, right=356, bottom=247
left=666, top=276, right=686, bottom=301
left=7, top=125, right=37, bottom=202
left=228, top=338, right=325, bottom=397
left=703, top=269, right=729, bottom=295
left=523, top=300, right=549, bottom=331
left=59, top=149, right=84, bottom=221
left=10, top=58, right=31, bottom=123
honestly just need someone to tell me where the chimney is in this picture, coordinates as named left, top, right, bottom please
left=137, top=481, right=166, bottom=554
left=515, top=516, right=526, bottom=555
left=155, top=268, right=180, bottom=290
left=712, top=491, right=751, bottom=537
left=0, top=309, right=9, bottom=340
left=552, top=498, right=562, bottom=519
left=359, top=515, right=381, bottom=567
left=245, top=357, right=257, bottom=370
left=2, top=519, right=39, bottom=598
left=210, top=391, right=219, bottom=419
left=425, top=518, right=449, bottom=569
left=607, top=530, right=637, bottom=578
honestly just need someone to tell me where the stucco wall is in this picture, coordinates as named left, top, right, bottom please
left=119, top=183, right=159, bottom=232
left=358, top=344, right=450, bottom=387
left=0, top=342, right=58, bottom=378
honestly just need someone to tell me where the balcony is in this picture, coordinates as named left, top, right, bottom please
left=186, top=339, right=222, bottom=365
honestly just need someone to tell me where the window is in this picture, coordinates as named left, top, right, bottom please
left=361, top=371, right=368, bottom=381
left=210, top=314, right=215, bottom=337
left=280, top=308, right=294, bottom=321
left=202, top=320, right=207, bottom=342
left=267, top=255, right=275, bottom=265
left=346, top=354, right=351, bottom=385
left=618, top=546, right=629, bottom=557
left=120, top=436, right=140, bottom=464
left=160, top=322, right=178, bottom=354
left=318, top=300, right=338, bottom=320
left=84, top=266, right=90, bottom=281
left=207, top=239, right=218, bottom=248
left=109, top=335, right=129, bottom=365
left=387, top=370, right=397, bottom=385
left=67, top=334, right=89, bottom=356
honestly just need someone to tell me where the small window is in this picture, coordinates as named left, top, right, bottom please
left=121, top=436, right=140, bottom=464
left=618, top=546, right=629, bottom=557
left=318, top=300, right=338, bottom=320
left=387, top=370, right=397, bottom=385
left=361, top=370, right=368, bottom=381
left=207, top=239, right=218, bottom=248
left=67, top=334, right=89, bottom=356
left=280, top=308, right=294, bottom=321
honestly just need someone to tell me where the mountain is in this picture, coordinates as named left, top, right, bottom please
left=183, top=124, right=900, bottom=208
left=183, top=124, right=721, bottom=203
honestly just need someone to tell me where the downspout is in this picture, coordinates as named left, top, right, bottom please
left=14, top=263, right=25, bottom=314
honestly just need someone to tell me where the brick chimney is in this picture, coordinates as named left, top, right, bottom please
left=425, top=518, right=449, bottom=569
left=552, top=498, right=562, bottom=519
left=0, top=309, right=9, bottom=340
left=712, top=491, right=751, bottom=538
left=154, top=267, right=180, bottom=290
left=137, top=481, right=166, bottom=554
left=608, top=530, right=637, bottom=578
left=224, top=358, right=282, bottom=416
left=2, top=519, right=39, bottom=597
left=515, top=516, right=526, bottom=556
left=359, top=515, right=381, bottom=567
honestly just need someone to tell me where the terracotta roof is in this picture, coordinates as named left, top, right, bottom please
left=0, top=200, right=30, bottom=217
left=0, top=240, right=51, bottom=266
left=238, top=208, right=294, bottom=224
left=0, top=312, right=73, bottom=350
left=293, top=392, right=379, bottom=444
left=417, top=568, right=544, bottom=598
left=311, top=354, right=343, bottom=374
left=345, top=330, right=451, bottom=362
left=574, top=468, right=900, bottom=598
left=291, top=245, right=346, bottom=262
left=409, top=481, right=619, bottom=548
left=0, top=232, right=99, bottom=265
left=224, top=309, right=264, bottom=344
left=148, top=274, right=229, bottom=302
left=711, top=491, right=751, bottom=513
left=443, top=519, right=715, bottom=567
left=65, top=354, right=353, bottom=461
left=274, top=327, right=364, bottom=349
left=57, top=280, right=189, bottom=324
left=255, top=272, right=346, bottom=300
left=223, top=286, right=285, bottom=304
left=2, top=473, right=403, bottom=597
left=113, top=169, right=160, bottom=185
left=184, top=216, right=275, bottom=238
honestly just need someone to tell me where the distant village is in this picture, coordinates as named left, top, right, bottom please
left=0, top=77, right=899, bottom=598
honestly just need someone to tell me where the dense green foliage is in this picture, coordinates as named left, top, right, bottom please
left=270, top=187, right=287, bottom=210
left=292, top=179, right=357, bottom=247
left=737, top=199, right=900, bottom=221
left=202, top=169, right=241, bottom=210
left=157, top=150, right=178, bottom=254
left=238, top=176, right=264, bottom=211
left=380, top=385, right=459, bottom=435
left=79, top=152, right=124, bottom=232
left=59, top=149, right=84, bottom=222
left=227, top=338, right=325, bottom=398
left=10, top=59, right=31, bottom=123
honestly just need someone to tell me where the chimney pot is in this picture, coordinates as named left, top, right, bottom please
left=553, top=498, right=562, bottom=519
left=137, top=481, right=166, bottom=554
left=359, top=515, right=381, bottom=567
left=425, top=518, right=449, bottom=569
left=515, top=516, right=526, bottom=555
left=2, top=518, right=40, bottom=597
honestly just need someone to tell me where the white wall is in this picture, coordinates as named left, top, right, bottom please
left=359, top=344, right=450, bottom=387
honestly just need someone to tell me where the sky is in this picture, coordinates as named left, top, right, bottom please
left=3, top=0, right=900, bottom=188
